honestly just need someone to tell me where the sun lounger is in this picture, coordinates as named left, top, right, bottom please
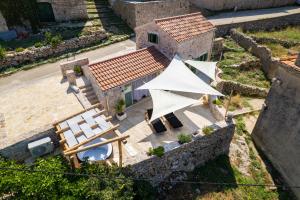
left=146, top=109, right=167, bottom=133
left=164, top=113, right=183, bottom=128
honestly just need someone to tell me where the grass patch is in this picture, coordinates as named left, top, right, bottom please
left=202, top=126, right=214, bottom=135
left=177, top=133, right=192, bottom=144
left=246, top=26, right=300, bottom=42
left=218, top=39, right=270, bottom=88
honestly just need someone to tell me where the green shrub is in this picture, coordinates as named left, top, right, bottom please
left=44, top=31, right=52, bottom=44
left=115, top=98, right=125, bottom=115
left=15, top=47, right=25, bottom=52
left=177, top=133, right=192, bottom=144
left=0, top=156, right=135, bottom=199
left=202, top=126, right=214, bottom=135
left=213, top=98, right=223, bottom=106
left=235, top=116, right=247, bottom=135
left=50, top=35, right=62, bottom=48
left=34, top=42, right=43, bottom=48
left=74, top=65, right=82, bottom=75
left=0, top=46, right=6, bottom=59
left=147, top=146, right=164, bottom=157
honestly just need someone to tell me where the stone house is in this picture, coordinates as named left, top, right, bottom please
left=252, top=54, right=300, bottom=199
left=135, top=12, right=216, bottom=61
left=82, top=46, right=170, bottom=114
left=37, top=0, right=88, bottom=22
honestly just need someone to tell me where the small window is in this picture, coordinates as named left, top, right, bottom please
left=197, top=53, right=208, bottom=61
left=148, top=33, right=158, bottom=44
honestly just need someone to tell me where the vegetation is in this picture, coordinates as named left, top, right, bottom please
left=0, top=156, right=135, bottom=199
left=115, top=99, right=125, bottom=115
left=202, top=126, right=214, bottom=135
left=0, top=46, right=6, bottom=60
left=212, top=98, right=222, bottom=106
left=74, top=65, right=83, bottom=75
left=246, top=26, right=300, bottom=42
left=217, top=39, right=270, bottom=88
left=15, top=47, right=25, bottom=52
left=147, top=146, right=165, bottom=157
left=177, top=133, right=192, bottom=144
left=235, top=116, right=247, bottom=136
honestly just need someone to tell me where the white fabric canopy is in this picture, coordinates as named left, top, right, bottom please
left=149, top=90, right=199, bottom=121
left=185, top=60, right=217, bottom=80
left=137, top=56, right=223, bottom=96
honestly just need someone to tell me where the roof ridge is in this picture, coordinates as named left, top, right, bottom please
left=155, top=12, right=202, bottom=23
left=89, top=46, right=155, bottom=68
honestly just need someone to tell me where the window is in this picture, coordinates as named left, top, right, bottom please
left=148, top=33, right=158, bottom=44
left=197, top=53, right=208, bottom=61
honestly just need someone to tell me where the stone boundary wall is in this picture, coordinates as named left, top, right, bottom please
left=215, top=13, right=300, bottom=37
left=216, top=80, right=268, bottom=98
left=0, top=124, right=59, bottom=161
left=251, top=36, right=300, bottom=49
left=190, top=0, right=295, bottom=11
left=230, top=29, right=284, bottom=79
left=112, top=0, right=190, bottom=29
left=0, top=31, right=107, bottom=70
left=130, top=122, right=235, bottom=185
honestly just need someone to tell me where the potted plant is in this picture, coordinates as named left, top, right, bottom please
left=115, top=98, right=127, bottom=121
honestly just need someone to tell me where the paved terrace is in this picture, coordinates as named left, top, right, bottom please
left=114, top=95, right=218, bottom=165
left=208, top=6, right=300, bottom=26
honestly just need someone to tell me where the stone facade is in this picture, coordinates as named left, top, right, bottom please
left=130, top=121, right=235, bottom=185
left=0, top=11, right=8, bottom=32
left=252, top=63, right=300, bottom=199
left=37, top=0, right=88, bottom=22
left=112, top=0, right=190, bottom=29
left=135, top=22, right=215, bottom=60
left=215, top=12, right=300, bottom=37
left=216, top=80, right=268, bottom=98
left=0, top=31, right=107, bottom=70
left=0, top=124, right=58, bottom=161
left=190, top=0, right=296, bottom=11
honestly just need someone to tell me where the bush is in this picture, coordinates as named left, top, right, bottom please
left=0, top=156, right=135, bottom=199
left=177, top=133, right=192, bottom=144
left=34, top=42, right=43, bottom=48
left=231, top=94, right=242, bottom=109
left=0, top=46, right=6, bottom=60
left=15, top=47, right=25, bottom=52
left=147, top=146, right=164, bottom=157
left=213, top=98, right=223, bottom=106
left=50, top=35, right=62, bottom=48
left=115, top=99, right=125, bottom=115
left=74, top=65, right=82, bottom=75
left=202, top=126, right=214, bottom=135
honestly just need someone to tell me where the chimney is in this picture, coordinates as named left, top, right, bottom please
left=296, top=53, right=300, bottom=67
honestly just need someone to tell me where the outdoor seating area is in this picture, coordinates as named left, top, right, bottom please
left=53, top=103, right=129, bottom=168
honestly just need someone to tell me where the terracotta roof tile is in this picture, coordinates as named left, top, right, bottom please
left=155, top=12, right=215, bottom=43
left=88, top=46, right=170, bottom=91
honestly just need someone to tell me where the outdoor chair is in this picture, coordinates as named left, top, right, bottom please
left=146, top=109, right=167, bottom=133
left=164, top=113, right=183, bottom=129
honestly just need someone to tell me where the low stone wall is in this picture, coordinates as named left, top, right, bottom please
left=60, top=57, right=89, bottom=77
left=212, top=37, right=224, bottom=58
left=251, top=36, right=300, bottom=49
left=215, top=13, right=300, bottom=37
left=112, top=0, right=190, bottom=28
left=216, top=80, right=268, bottom=98
left=230, top=29, right=283, bottom=79
left=0, top=31, right=107, bottom=70
left=130, top=122, right=235, bottom=185
left=0, top=124, right=59, bottom=161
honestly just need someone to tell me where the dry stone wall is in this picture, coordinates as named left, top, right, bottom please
left=0, top=31, right=107, bottom=70
left=190, top=0, right=295, bottom=11
left=130, top=122, right=235, bottom=185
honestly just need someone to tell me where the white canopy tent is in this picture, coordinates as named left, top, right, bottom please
left=137, top=56, right=223, bottom=96
left=184, top=60, right=217, bottom=81
left=149, top=90, right=199, bottom=122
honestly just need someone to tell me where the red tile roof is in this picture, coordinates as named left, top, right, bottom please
left=89, top=46, right=170, bottom=91
left=155, top=12, right=215, bottom=43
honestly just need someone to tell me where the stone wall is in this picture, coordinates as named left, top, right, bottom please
left=212, top=37, right=224, bottom=58
left=216, top=80, right=268, bottom=97
left=37, top=0, right=88, bottom=21
left=230, top=29, right=283, bottom=79
left=0, top=124, right=59, bottom=161
left=112, top=0, right=190, bottom=29
left=130, top=121, right=235, bottom=185
left=252, top=63, right=300, bottom=198
left=190, top=0, right=295, bottom=11
left=0, top=31, right=107, bottom=70
left=0, top=11, right=8, bottom=32
left=215, top=13, right=300, bottom=37
left=60, top=57, right=89, bottom=77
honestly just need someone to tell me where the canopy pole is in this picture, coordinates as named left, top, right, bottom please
left=118, top=140, right=123, bottom=167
